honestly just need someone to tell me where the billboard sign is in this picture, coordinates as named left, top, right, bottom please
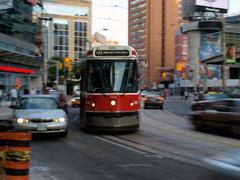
left=0, top=0, right=13, bottom=10
left=207, top=65, right=221, bottom=79
left=196, top=0, right=229, bottom=13
left=226, top=44, right=236, bottom=64
left=199, top=31, right=221, bottom=61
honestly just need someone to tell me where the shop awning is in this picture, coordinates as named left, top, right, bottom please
left=0, top=47, right=43, bottom=67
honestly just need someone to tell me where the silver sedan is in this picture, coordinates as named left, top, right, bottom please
left=11, top=95, right=68, bottom=137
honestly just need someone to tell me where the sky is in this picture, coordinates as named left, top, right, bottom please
left=92, top=0, right=240, bottom=45
left=92, top=0, right=128, bottom=45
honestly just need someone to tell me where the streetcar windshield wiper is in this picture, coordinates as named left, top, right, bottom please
left=97, top=64, right=109, bottom=96
left=121, top=61, right=131, bottom=95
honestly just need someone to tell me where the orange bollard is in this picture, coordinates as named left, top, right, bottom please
left=4, top=131, right=32, bottom=180
left=0, top=132, right=7, bottom=180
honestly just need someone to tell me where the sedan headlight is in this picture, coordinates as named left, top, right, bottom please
left=54, top=118, right=66, bottom=123
left=71, top=99, right=76, bottom=102
left=16, top=118, right=29, bottom=123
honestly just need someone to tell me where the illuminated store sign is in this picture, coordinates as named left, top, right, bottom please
left=0, top=66, right=36, bottom=74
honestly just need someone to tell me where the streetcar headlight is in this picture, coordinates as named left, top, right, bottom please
left=130, top=102, right=134, bottom=107
left=110, top=100, right=116, bottom=106
left=91, top=102, right=96, bottom=107
left=54, top=118, right=66, bottom=123
left=16, top=118, right=29, bottom=123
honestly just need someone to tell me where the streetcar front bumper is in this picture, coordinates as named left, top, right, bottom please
left=83, top=111, right=140, bottom=131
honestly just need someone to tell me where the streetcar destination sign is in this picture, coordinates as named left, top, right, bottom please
left=95, top=50, right=130, bottom=56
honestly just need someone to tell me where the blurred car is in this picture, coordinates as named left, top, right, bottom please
left=11, top=95, right=68, bottom=137
left=70, top=95, right=80, bottom=107
left=48, top=90, right=68, bottom=113
left=228, top=89, right=240, bottom=98
left=73, top=89, right=80, bottom=96
left=192, top=94, right=230, bottom=111
left=190, top=98, right=240, bottom=133
left=142, top=91, right=164, bottom=109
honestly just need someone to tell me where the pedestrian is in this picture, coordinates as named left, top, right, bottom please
left=163, top=89, right=168, bottom=99
left=10, top=87, right=18, bottom=106
left=184, top=90, right=188, bottom=100
left=181, top=90, right=184, bottom=100
left=194, top=91, right=198, bottom=101
left=0, top=89, right=3, bottom=106
left=30, top=88, right=35, bottom=95
left=36, top=87, right=41, bottom=94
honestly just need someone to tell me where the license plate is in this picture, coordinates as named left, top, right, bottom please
left=37, top=124, right=47, bottom=131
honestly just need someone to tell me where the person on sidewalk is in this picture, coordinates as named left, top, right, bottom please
left=10, top=87, right=18, bottom=106
left=184, top=90, right=188, bottom=100
left=181, top=90, right=184, bottom=100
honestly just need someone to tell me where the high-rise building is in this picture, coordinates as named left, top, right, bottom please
left=0, top=0, right=43, bottom=94
left=129, top=0, right=181, bottom=88
left=43, top=0, right=92, bottom=61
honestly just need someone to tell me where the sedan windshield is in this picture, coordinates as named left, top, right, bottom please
left=19, top=97, right=59, bottom=109
left=87, top=60, right=138, bottom=93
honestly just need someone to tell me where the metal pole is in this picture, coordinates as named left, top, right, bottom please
left=221, top=15, right=227, bottom=91
left=56, top=63, right=59, bottom=89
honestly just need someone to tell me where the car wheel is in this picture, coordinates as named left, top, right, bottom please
left=144, top=105, right=147, bottom=109
left=159, top=105, right=163, bottom=109
left=60, top=129, right=68, bottom=137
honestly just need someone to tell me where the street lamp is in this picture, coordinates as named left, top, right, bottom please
left=38, top=16, right=53, bottom=92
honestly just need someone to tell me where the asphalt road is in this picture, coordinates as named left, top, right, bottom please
left=164, top=96, right=192, bottom=118
left=30, top=103, right=240, bottom=180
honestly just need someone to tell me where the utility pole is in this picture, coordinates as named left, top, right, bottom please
left=39, top=17, right=53, bottom=92
left=221, top=15, right=227, bottom=91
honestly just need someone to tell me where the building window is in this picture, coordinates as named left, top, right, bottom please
left=74, top=21, right=88, bottom=60
left=53, top=19, right=69, bottom=58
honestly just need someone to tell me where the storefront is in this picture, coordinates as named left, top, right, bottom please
left=0, top=64, right=41, bottom=98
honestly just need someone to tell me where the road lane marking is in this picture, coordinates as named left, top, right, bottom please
left=95, top=136, right=147, bottom=155
left=120, top=164, right=152, bottom=168
left=144, top=154, right=163, bottom=159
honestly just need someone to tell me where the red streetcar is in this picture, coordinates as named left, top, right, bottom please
left=79, top=45, right=140, bottom=131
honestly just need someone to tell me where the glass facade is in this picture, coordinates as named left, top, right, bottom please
left=0, top=0, right=43, bottom=93
left=0, top=0, right=36, bottom=43
left=44, top=3, right=89, bottom=17
left=74, top=21, right=88, bottom=60
left=53, top=19, right=69, bottom=58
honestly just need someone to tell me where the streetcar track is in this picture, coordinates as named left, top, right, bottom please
left=142, top=109, right=189, bottom=129
left=98, top=134, right=207, bottom=168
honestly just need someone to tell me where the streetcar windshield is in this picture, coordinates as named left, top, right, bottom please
left=87, top=60, right=138, bottom=93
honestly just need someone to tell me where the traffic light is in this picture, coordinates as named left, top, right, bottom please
left=63, top=57, right=72, bottom=72
left=64, top=57, right=71, bottom=67
left=162, top=72, right=167, bottom=79
left=176, top=63, right=183, bottom=71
